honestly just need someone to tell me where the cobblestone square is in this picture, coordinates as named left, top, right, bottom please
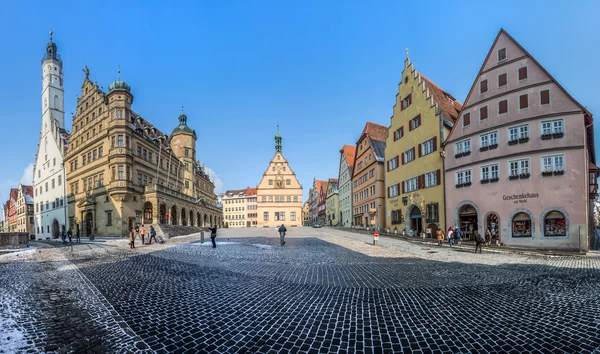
left=1, top=227, right=600, bottom=353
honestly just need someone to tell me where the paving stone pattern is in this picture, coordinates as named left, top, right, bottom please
left=1, top=228, right=600, bottom=353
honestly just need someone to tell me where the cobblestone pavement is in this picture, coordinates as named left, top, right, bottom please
left=1, top=227, right=599, bottom=353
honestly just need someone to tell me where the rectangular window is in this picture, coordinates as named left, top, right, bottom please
left=83, top=155, right=87, bottom=165
left=480, top=79, right=488, bottom=94
left=404, top=177, right=419, bottom=193
left=404, top=149, right=415, bottom=163
left=137, top=173, right=142, bottom=185
left=497, top=47, right=507, bottom=61
left=263, top=212, right=269, bottom=221
left=480, top=131, right=498, bottom=148
left=291, top=212, right=296, bottom=221
left=106, top=211, right=112, bottom=226
left=262, top=196, right=266, bottom=202
left=143, top=149, right=147, bottom=160
left=518, top=66, right=528, bottom=81
left=286, top=179, right=291, bottom=185
left=185, top=148, right=190, bottom=157
left=99, top=174, right=104, bottom=186
left=293, top=196, right=298, bottom=202
left=519, top=94, right=529, bottom=110
left=268, top=179, right=273, bottom=185
left=498, top=100, right=508, bottom=114
left=540, top=89, right=551, bottom=106
left=402, top=94, right=412, bottom=110
left=425, top=171, right=437, bottom=187
left=410, top=115, right=421, bottom=130
left=509, top=159, right=530, bottom=177
left=498, top=73, right=507, bottom=87
left=98, top=147, right=103, bottom=157
left=118, top=165, right=124, bottom=180
left=479, top=106, right=488, bottom=120
left=269, top=196, right=273, bottom=202
left=455, top=139, right=471, bottom=154
left=394, top=127, right=404, bottom=141
left=137, top=146, right=142, bottom=157
left=117, top=110, right=122, bottom=119
left=117, top=135, right=124, bottom=147
left=463, top=112, right=471, bottom=127
left=388, top=184, right=399, bottom=197
left=481, top=164, right=499, bottom=181
left=388, top=156, right=398, bottom=171
left=149, top=152, right=153, bottom=162
left=93, top=149, right=97, bottom=160
left=421, top=139, right=434, bottom=156
left=426, top=203, right=439, bottom=222
left=357, top=162, right=363, bottom=170
left=542, top=155, right=565, bottom=172
left=456, top=170, right=472, bottom=185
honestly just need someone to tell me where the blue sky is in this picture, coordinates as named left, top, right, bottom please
left=0, top=0, right=599, bottom=208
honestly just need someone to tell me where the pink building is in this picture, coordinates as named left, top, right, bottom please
left=245, top=187, right=258, bottom=227
left=444, top=29, right=597, bottom=251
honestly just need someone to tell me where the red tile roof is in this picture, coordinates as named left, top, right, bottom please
left=22, top=185, right=33, bottom=198
left=420, top=75, right=462, bottom=121
left=340, top=145, right=357, bottom=173
left=245, top=187, right=257, bottom=196
left=328, top=178, right=338, bottom=184
left=360, top=122, right=388, bottom=142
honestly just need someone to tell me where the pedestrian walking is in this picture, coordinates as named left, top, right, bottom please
left=75, top=228, right=81, bottom=243
left=148, top=226, right=158, bottom=244
left=475, top=232, right=484, bottom=253
left=447, top=227, right=454, bottom=247
left=61, top=227, right=67, bottom=244
left=207, top=225, right=217, bottom=248
left=278, top=224, right=287, bottom=246
left=485, top=228, right=492, bottom=247
left=67, top=229, right=73, bottom=245
left=436, top=229, right=444, bottom=246
left=140, top=225, right=146, bottom=245
left=129, top=227, right=135, bottom=249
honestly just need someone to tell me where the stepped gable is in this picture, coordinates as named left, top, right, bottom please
left=361, top=122, right=388, bottom=142
left=419, top=75, right=462, bottom=121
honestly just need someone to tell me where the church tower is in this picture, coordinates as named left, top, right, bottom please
left=33, top=31, right=69, bottom=240
left=170, top=109, right=197, bottom=196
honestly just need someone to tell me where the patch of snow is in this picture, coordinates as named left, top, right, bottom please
left=251, top=244, right=273, bottom=250
left=0, top=296, right=26, bottom=353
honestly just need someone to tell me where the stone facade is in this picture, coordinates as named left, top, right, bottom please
left=256, top=130, right=303, bottom=227
left=66, top=68, right=221, bottom=237
left=384, top=54, right=461, bottom=237
left=444, top=29, right=596, bottom=251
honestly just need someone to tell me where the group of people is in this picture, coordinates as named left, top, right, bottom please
left=128, top=224, right=159, bottom=248
left=436, top=225, right=490, bottom=253
left=61, top=228, right=81, bottom=245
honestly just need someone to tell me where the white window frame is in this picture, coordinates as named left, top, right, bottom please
left=480, top=163, right=499, bottom=181
left=404, top=149, right=415, bottom=163
left=422, top=139, right=434, bottom=156
left=518, top=93, right=529, bottom=111
left=508, top=158, right=531, bottom=177
left=411, top=116, right=420, bottom=130
left=404, top=177, right=418, bottom=193
left=454, top=139, right=471, bottom=154
left=508, top=124, right=529, bottom=141
left=518, top=65, right=528, bottom=82
left=479, top=105, right=489, bottom=120
left=425, top=171, right=437, bottom=188
left=389, top=184, right=399, bottom=197
left=541, top=154, right=565, bottom=173
left=497, top=72, right=508, bottom=88
left=540, top=119, right=564, bottom=136
left=497, top=47, right=507, bottom=62
left=389, top=157, right=398, bottom=171
left=540, top=88, right=551, bottom=106
left=479, top=131, right=498, bottom=148
left=455, top=169, right=472, bottom=185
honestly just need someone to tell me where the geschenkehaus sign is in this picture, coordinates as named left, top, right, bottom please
left=503, top=192, right=540, bottom=204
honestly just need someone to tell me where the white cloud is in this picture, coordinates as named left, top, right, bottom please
left=204, top=166, right=224, bottom=194
left=19, top=163, right=34, bottom=186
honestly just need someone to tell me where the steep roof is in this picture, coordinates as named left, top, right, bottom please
left=360, top=122, right=388, bottom=142
left=224, top=189, right=246, bottom=197
left=340, top=144, right=357, bottom=175
left=9, top=188, right=18, bottom=201
left=420, top=74, right=463, bottom=121
left=21, top=185, right=34, bottom=198
left=370, top=139, right=386, bottom=162
left=328, top=178, right=338, bottom=184
left=320, top=181, right=329, bottom=195
left=245, top=187, right=257, bottom=196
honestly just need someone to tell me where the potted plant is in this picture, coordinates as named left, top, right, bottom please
left=518, top=137, right=530, bottom=143
left=454, top=152, right=464, bottom=158
left=541, top=134, right=552, bottom=140
left=480, top=179, right=490, bottom=184
left=489, top=143, right=499, bottom=150
left=479, top=146, right=489, bottom=152
left=456, top=183, right=464, bottom=188
left=519, top=173, right=531, bottom=179
left=552, top=132, right=564, bottom=138
left=464, top=181, right=472, bottom=187
left=508, top=140, right=519, bottom=146
left=509, top=175, right=519, bottom=180
left=463, top=151, right=471, bottom=157
left=541, top=171, right=553, bottom=176
left=553, top=170, right=565, bottom=175
left=489, top=177, right=500, bottom=183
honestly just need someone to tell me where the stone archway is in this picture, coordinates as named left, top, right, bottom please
left=204, top=214, right=208, bottom=227
left=159, top=203, right=167, bottom=224
left=52, top=219, right=60, bottom=239
left=540, top=207, right=569, bottom=238
left=85, top=212, right=94, bottom=237
left=404, top=204, right=422, bottom=236
left=197, top=212, right=201, bottom=228
left=454, top=200, right=481, bottom=236
left=189, top=210, right=195, bottom=227
left=171, top=205, right=178, bottom=226
left=484, top=211, right=500, bottom=243
left=508, top=208, right=535, bottom=239
left=143, top=202, right=153, bottom=225
left=181, top=208, right=187, bottom=226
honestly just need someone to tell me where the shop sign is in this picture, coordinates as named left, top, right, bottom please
left=502, top=192, right=540, bottom=204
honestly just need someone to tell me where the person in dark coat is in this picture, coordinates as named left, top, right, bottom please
left=475, top=232, right=484, bottom=253
left=61, top=227, right=67, bottom=244
left=208, top=225, right=217, bottom=248
left=129, top=227, right=135, bottom=249
left=278, top=224, right=287, bottom=246
left=67, top=229, right=73, bottom=245
left=75, top=228, right=81, bottom=243
left=148, top=226, right=158, bottom=244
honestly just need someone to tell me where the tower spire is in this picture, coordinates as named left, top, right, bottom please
left=274, top=124, right=282, bottom=153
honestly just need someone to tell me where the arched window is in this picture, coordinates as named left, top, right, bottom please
left=54, top=95, right=59, bottom=110
left=544, top=211, right=566, bottom=236
left=512, top=212, right=532, bottom=237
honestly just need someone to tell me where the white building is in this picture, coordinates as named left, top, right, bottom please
left=33, top=31, right=69, bottom=240
left=338, top=145, right=356, bottom=227
left=222, top=189, right=247, bottom=228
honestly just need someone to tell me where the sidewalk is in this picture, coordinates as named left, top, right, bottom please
left=336, top=227, right=587, bottom=257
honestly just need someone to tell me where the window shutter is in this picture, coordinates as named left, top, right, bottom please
left=412, top=147, right=416, bottom=158
left=408, top=94, right=412, bottom=105
left=419, top=175, right=425, bottom=189
left=540, top=90, right=550, bottom=105
left=518, top=67, right=528, bottom=80
left=400, top=126, right=404, bottom=137
left=387, top=160, right=390, bottom=172
left=395, top=156, right=399, bottom=166
left=387, top=186, right=390, bottom=198
left=499, top=73, right=507, bottom=87
left=463, top=113, right=471, bottom=127
left=417, top=114, right=421, bottom=126
left=436, top=169, right=441, bottom=186
left=418, top=143, right=422, bottom=157
left=409, top=121, right=413, bottom=132
left=433, top=137, right=437, bottom=152
left=401, top=153, right=405, bottom=165
left=402, top=182, right=405, bottom=194
left=520, top=94, right=528, bottom=109
left=499, top=100, right=508, bottom=114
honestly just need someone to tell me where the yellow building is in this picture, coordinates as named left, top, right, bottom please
left=222, top=189, right=247, bottom=228
left=325, top=178, right=339, bottom=226
left=256, top=129, right=303, bottom=227
left=384, top=53, right=461, bottom=236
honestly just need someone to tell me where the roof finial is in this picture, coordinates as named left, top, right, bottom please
left=117, top=64, right=121, bottom=80
left=181, top=103, right=184, bottom=113
left=277, top=123, right=279, bottom=132
left=49, top=25, right=53, bottom=41
left=406, top=48, right=409, bottom=59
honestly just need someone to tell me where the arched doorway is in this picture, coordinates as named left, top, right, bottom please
left=197, top=212, right=201, bottom=228
left=486, top=213, right=500, bottom=243
left=51, top=219, right=60, bottom=239
left=204, top=214, right=208, bottom=227
left=426, top=223, right=438, bottom=239
left=144, top=202, right=153, bottom=224
left=171, top=206, right=178, bottom=226
left=159, top=204, right=166, bottom=224
left=458, top=204, right=478, bottom=240
left=85, top=212, right=93, bottom=237
left=181, top=208, right=187, bottom=226
left=406, top=205, right=422, bottom=236
left=189, top=210, right=195, bottom=227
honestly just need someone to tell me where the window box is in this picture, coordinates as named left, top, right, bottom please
left=480, top=179, right=490, bottom=184
left=463, top=151, right=471, bottom=157
left=464, top=181, right=472, bottom=187
left=479, top=146, right=489, bottom=152
left=509, top=175, right=519, bottom=180
left=456, top=183, right=464, bottom=188
left=541, top=171, right=553, bottom=177
left=553, top=170, right=565, bottom=176
left=508, top=140, right=519, bottom=146
left=541, top=134, right=552, bottom=140
left=519, top=173, right=531, bottom=179
left=518, top=137, right=530, bottom=143
left=489, top=143, right=498, bottom=150
left=489, top=177, right=499, bottom=183
left=455, top=152, right=464, bottom=158
left=552, top=132, right=564, bottom=139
